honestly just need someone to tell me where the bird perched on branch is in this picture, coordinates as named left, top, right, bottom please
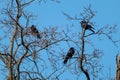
left=81, top=21, right=95, bottom=33
left=63, top=47, right=75, bottom=64
left=30, top=25, right=41, bottom=38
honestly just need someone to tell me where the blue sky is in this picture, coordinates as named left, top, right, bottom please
left=36, top=0, right=120, bottom=79
left=0, top=0, right=120, bottom=79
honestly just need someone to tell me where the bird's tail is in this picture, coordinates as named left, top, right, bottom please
left=63, top=58, right=68, bottom=64
left=90, top=29, right=95, bottom=33
left=37, top=34, right=41, bottom=38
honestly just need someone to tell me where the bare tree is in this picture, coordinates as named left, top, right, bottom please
left=62, top=5, right=118, bottom=80
left=0, top=1, right=118, bottom=80
left=0, top=0, right=65, bottom=80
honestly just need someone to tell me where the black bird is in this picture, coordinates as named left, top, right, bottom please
left=63, top=47, right=75, bottom=64
left=30, top=25, right=41, bottom=38
left=81, top=21, right=95, bottom=33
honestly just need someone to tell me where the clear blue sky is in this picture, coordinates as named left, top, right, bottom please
left=36, top=0, right=120, bottom=79
left=0, top=0, right=120, bottom=79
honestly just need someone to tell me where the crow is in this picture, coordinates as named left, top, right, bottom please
left=63, top=47, right=75, bottom=64
left=30, top=25, right=41, bottom=38
left=81, top=21, right=95, bottom=33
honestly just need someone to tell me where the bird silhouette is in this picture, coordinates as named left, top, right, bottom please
left=30, top=25, right=41, bottom=38
left=63, top=47, right=75, bottom=64
left=81, top=21, right=95, bottom=33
